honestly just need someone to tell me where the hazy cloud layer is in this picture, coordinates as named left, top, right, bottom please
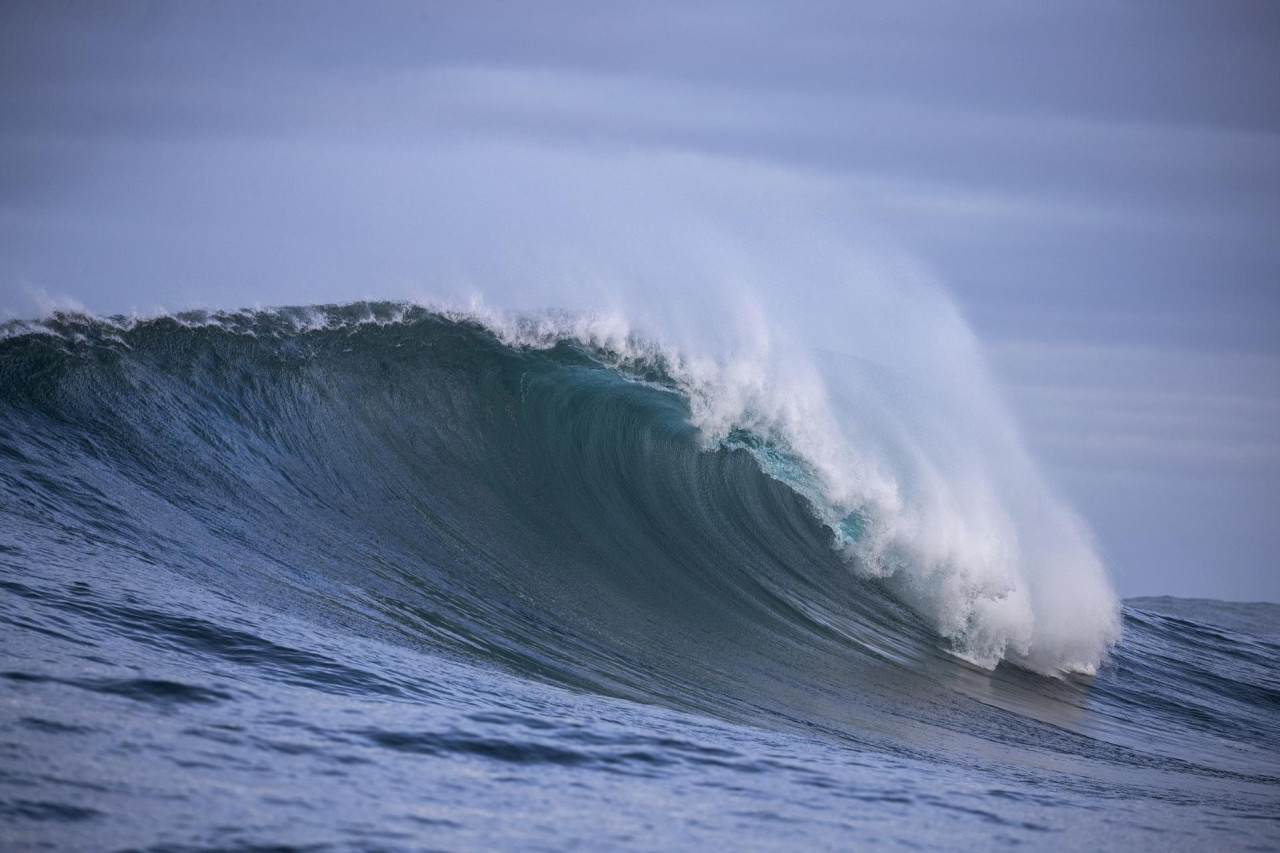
left=2, top=0, right=1277, bottom=599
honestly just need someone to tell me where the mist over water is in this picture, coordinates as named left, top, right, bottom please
left=24, top=136, right=1125, bottom=673
left=353, top=143, right=1123, bottom=674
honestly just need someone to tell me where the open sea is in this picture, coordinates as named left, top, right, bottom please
left=1, top=303, right=1277, bottom=851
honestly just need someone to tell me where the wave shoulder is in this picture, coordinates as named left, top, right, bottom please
left=1126, top=596, right=1280, bottom=638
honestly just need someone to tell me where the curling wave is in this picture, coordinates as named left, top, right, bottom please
left=0, top=301, right=1117, bottom=696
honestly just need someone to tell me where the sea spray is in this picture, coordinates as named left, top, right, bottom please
left=457, top=277, right=1119, bottom=674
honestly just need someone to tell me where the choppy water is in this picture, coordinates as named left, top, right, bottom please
left=2, top=304, right=1277, bottom=851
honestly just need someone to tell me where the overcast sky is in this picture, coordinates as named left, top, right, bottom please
left=2, top=1, right=1278, bottom=601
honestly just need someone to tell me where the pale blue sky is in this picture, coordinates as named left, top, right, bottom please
left=2, top=1, right=1277, bottom=600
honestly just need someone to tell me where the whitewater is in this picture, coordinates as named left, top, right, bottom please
left=1, top=299, right=1277, bottom=851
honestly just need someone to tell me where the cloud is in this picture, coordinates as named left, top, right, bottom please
left=1, top=0, right=1277, bottom=599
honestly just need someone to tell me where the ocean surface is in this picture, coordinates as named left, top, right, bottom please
left=1, top=303, right=1277, bottom=851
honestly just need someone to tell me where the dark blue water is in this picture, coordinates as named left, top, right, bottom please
left=2, top=305, right=1277, bottom=851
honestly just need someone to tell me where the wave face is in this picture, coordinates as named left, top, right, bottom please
left=0, top=304, right=944, bottom=706
left=1, top=302, right=1277, bottom=850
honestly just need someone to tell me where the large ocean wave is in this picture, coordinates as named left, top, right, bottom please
left=0, top=301, right=1118, bottom=687
left=5, top=301, right=1280, bottom=851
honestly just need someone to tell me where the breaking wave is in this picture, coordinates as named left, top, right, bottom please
left=0, top=300, right=1118, bottom=690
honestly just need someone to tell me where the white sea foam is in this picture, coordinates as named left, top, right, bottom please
left=455, top=286, right=1119, bottom=675
left=419, top=151, right=1122, bottom=675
